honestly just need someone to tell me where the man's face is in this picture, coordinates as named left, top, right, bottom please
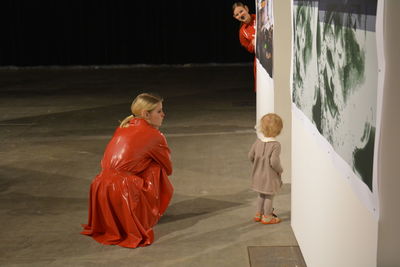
left=233, top=6, right=251, bottom=24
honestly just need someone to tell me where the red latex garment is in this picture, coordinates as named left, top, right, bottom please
left=239, top=14, right=256, bottom=54
left=81, top=118, right=173, bottom=248
left=239, top=14, right=257, bottom=92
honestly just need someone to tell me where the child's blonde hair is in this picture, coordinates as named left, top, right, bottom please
left=119, top=93, right=163, bottom=127
left=260, top=113, right=283, bottom=137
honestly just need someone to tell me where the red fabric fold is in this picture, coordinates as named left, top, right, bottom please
left=81, top=118, right=173, bottom=248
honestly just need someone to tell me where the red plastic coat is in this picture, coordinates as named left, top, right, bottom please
left=239, top=14, right=256, bottom=54
left=239, top=14, right=257, bottom=92
left=81, top=118, right=173, bottom=248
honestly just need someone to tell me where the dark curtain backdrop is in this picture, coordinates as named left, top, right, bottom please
left=0, top=0, right=256, bottom=66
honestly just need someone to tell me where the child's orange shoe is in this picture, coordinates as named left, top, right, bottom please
left=261, top=215, right=281, bottom=224
left=253, top=213, right=262, bottom=222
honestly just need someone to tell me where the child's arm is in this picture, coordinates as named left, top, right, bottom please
left=270, top=143, right=283, bottom=174
left=248, top=141, right=256, bottom=163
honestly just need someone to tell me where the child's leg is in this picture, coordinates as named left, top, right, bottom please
left=262, top=194, right=274, bottom=216
left=256, top=193, right=266, bottom=214
left=261, top=194, right=281, bottom=224
left=254, top=193, right=266, bottom=221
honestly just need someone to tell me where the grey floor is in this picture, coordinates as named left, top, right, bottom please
left=0, top=65, right=299, bottom=267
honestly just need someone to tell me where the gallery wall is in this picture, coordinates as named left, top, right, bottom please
left=289, top=0, right=387, bottom=266
left=292, top=116, right=378, bottom=266
left=273, top=0, right=292, bottom=183
left=377, top=1, right=400, bottom=265
left=254, top=0, right=292, bottom=183
left=256, top=0, right=400, bottom=265
left=259, top=1, right=380, bottom=264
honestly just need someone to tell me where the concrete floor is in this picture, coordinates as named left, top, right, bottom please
left=0, top=65, right=299, bottom=267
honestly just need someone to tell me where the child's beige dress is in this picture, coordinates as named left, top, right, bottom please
left=248, top=137, right=283, bottom=194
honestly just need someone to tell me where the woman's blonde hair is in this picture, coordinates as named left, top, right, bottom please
left=260, top=113, right=283, bottom=137
left=119, top=93, right=163, bottom=127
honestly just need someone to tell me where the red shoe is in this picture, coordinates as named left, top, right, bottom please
left=261, top=215, right=281, bottom=224
left=253, top=213, right=262, bottom=222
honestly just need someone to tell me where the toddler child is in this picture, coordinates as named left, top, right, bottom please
left=248, top=113, right=283, bottom=224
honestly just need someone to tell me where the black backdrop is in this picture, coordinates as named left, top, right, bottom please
left=0, top=0, right=256, bottom=66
